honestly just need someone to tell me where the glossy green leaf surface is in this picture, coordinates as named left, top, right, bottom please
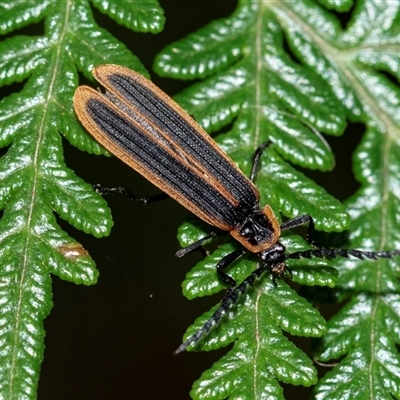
left=0, top=0, right=399, bottom=398
left=0, top=0, right=163, bottom=397
left=155, top=1, right=400, bottom=399
left=91, top=0, right=164, bottom=33
left=188, top=280, right=324, bottom=400
left=315, top=127, right=400, bottom=398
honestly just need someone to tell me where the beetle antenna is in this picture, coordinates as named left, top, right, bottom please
left=174, top=261, right=274, bottom=355
left=175, top=246, right=400, bottom=354
left=286, top=247, right=400, bottom=261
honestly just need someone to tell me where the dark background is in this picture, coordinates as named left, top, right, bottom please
left=1, top=1, right=364, bottom=399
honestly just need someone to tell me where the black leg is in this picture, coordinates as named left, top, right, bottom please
left=280, top=214, right=319, bottom=248
left=175, top=232, right=217, bottom=258
left=249, top=141, right=272, bottom=182
left=216, top=249, right=246, bottom=287
left=94, top=183, right=169, bottom=205
left=177, top=239, right=245, bottom=287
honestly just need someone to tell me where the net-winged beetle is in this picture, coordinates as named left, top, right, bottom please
left=74, top=64, right=400, bottom=353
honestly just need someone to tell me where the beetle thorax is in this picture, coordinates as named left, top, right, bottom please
left=230, top=204, right=281, bottom=253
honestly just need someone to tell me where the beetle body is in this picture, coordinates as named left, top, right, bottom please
left=74, top=65, right=281, bottom=254
left=74, top=65, right=400, bottom=353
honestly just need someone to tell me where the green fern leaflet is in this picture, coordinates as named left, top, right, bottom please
left=0, top=0, right=399, bottom=399
left=0, top=0, right=163, bottom=397
left=156, top=1, right=400, bottom=399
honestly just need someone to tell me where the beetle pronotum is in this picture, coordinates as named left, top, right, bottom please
left=73, top=64, right=400, bottom=354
